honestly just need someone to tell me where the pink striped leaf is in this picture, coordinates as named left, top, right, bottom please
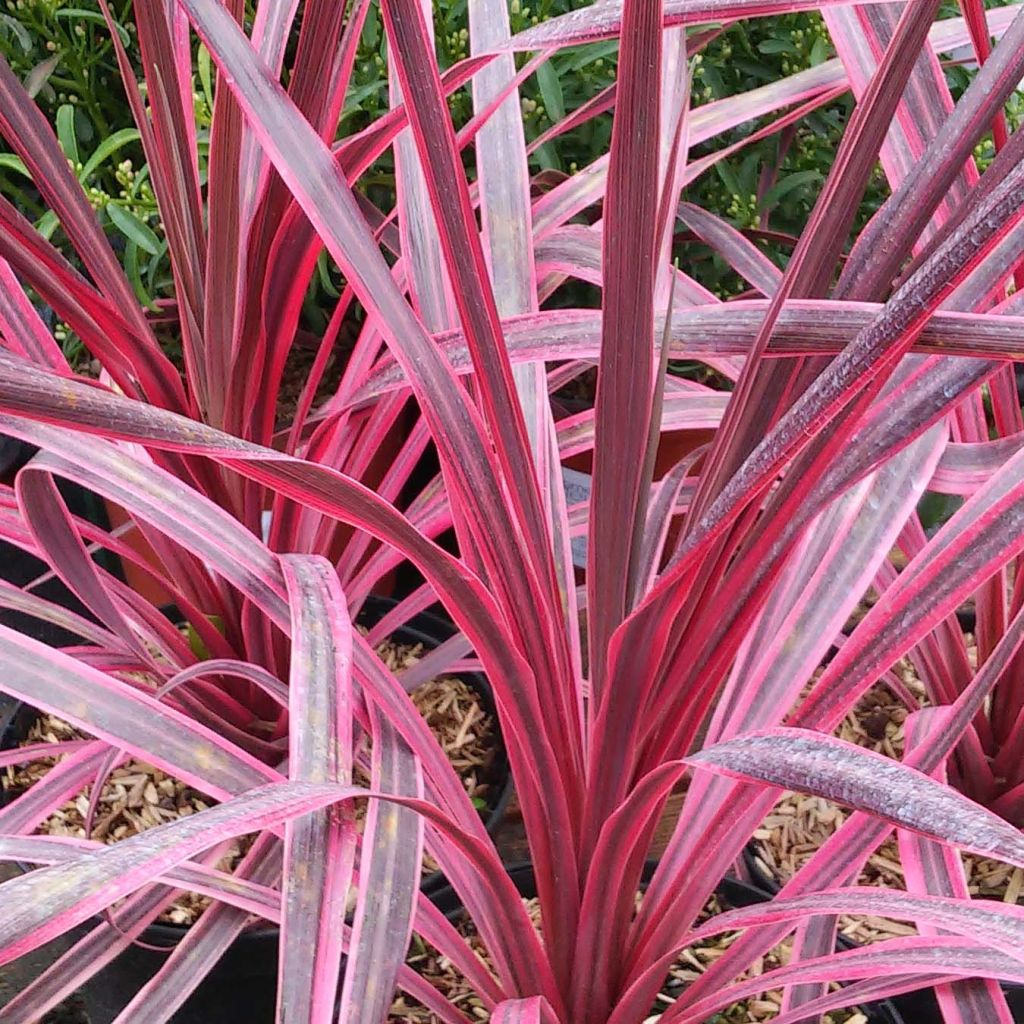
left=656, top=597, right=1024, bottom=1013
left=175, top=8, right=583, bottom=908
left=14, top=469, right=150, bottom=662
left=158, top=660, right=289, bottom=707
left=491, top=998, right=560, bottom=1024
left=707, top=424, right=945, bottom=743
left=200, top=0, right=246, bottom=431
left=840, top=5, right=1024, bottom=295
left=666, top=938, right=1024, bottom=1024
left=0, top=56, right=158, bottom=346
left=0, top=881, right=187, bottom=1024
left=175, top=0, right=537, bottom=596
left=685, top=0, right=943, bottom=524
left=0, top=358, right=569, bottom=1003
left=587, top=133, right=1024, bottom=846
left=507, top=0, right=877, bottom=50
left=897, top=713, right=1015, bottom=1024
left=0, top=741, right=89, bottom=770
left=932, top=436, right=1024, bottom=494
left=585, top=0, right=662, bottom=709
left=684, top=889, right=1024, bottom=963
left=616, top=881, right=1024, bottom=1024
left=0, top=835, right=280, bottom=920
left=350, top=634, right=559, bottom=1005
left=794, top=437, right=1024, bottom=731
left=1, top=428, right=288, bottom=624
left=687, top=729, right=1024, bottom=866
left=388, top=0, right=454, bottom=336
left=278, top=556, right=358, bottom=1024
left=351, top=302, right=1024, bottom=405
left=557, top=392, right=727, bottom=462
left=824, top=3, right=974, bottom=226
left=0, top=259, right=66, bottom=371
left=0, top=782, right=361, bottom=968
left=338, top=706, right=423, bottom=1023
left=763, top=976, right=984, bottom=1024
left=0, top=200, right=187, bottom=411
left=677, top=203, right=782, bottom=296
left=571, top=761, right=688, bottom=1021
left=378, top=0, right=571, bottom=737
left=0, top=624, right=279, bottom=800
left=470, top=0, right=582, bottom=697
left=613, top=99, right=1024, bottom=771
left=0, top=578, right=126, bottom=650
left=103, top=0, right=207, bottom=407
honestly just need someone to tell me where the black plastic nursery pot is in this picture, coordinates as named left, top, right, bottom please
left=357, top=594, right=514, bottom=887
left=0, top=598, right=511, bottom=1023
left=0, top=446, right=122, bottom=649
left=744, top=847, right=1024, bottom=1023
left=73, top=918, right=279, bottom=1024
left=0, top=436, right=33, bottom=481
left=428, top=860, right=772, bottom=918
left=0, top=698, right=278, bottom=1024
left=429, top=862, right=906, bottom=1024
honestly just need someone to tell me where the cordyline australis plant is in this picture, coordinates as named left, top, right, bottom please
left=1, top=0, right=1024, bottom=1019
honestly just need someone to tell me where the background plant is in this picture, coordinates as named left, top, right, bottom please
left=18, top=0, right=1024, bottom=322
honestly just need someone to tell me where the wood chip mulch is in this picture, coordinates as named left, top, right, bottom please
left=4, top=639, right=499, bottom=925
left=389, top=892, right=867, bottom=1023
left=4, top=715, right=243, bottom=926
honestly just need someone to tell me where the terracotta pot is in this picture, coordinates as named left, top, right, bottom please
left=102, top=499, right=178, bottom=609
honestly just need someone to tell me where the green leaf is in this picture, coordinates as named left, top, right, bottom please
left=0, top=14, right=32, bottom=53
left=198, top=43, right=214, bottom=111
left=0, top=154, right=29, bottom=179
left=713, top=160, right=742, bottom=197
left=105, top=203, right=161, bottom=256
left=533, top=141, right=561, bottom=172
left=738, top=150, right=761, bottom=193
left=760, top=169, right=822, bottom=213
left=917, top=492, right=963, bottom=534
left=758, top=38, right=796, bottom=54
left=54, top=8, right=131, bottom=46
left=561, top=40, right=619, bottom=72
left=809, top=34, right=830, bottom=66
left=341, top=80, right=388, bottom=121
left=361, top=4, right=380, bottom=50
left=73, top=106, right=94, bottom=145
left=123, top=240, right=155, bottom=309
left=23, top=55, right=60, bottom=100
left=79, top=128, right=142, bottom=182
left=536, top=60, right=566, bottom=123
left=700, top=63, right=726, bottom=98
left=56, top=105, right=79, bottom=167
left=734, top=58, right=775, bottom=83
left=36, top=210, right=59, bottom=242
left=315, top=250, right=340, bottom=299
left=187, top=615, right=223, bottom=660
